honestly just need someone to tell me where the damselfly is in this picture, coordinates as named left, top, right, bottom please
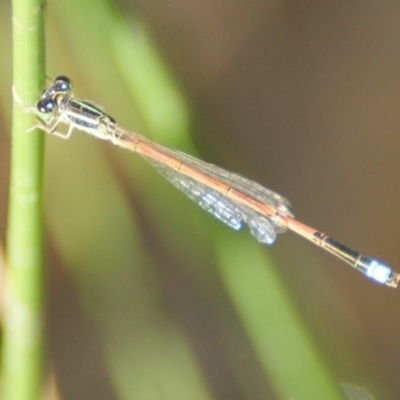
left=34, top=76, right=400, bottom=288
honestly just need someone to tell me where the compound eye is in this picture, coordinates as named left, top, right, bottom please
left=36, top=98, right=56, bottom=114
left=54, top=76, right=71, bottom=92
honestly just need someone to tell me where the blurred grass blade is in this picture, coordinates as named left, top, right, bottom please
left=112, top=18, right=191, bottom=145
left=216, top=231, right=343, bottom=400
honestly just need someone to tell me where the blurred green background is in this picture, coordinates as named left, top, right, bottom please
left=1, top=1, right=400, bottom=399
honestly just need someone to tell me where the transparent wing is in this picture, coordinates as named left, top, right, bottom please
left=141, top=145, right=294, bottom=245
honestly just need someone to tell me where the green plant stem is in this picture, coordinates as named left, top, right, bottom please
left=2, top=0, right=46, bottom=399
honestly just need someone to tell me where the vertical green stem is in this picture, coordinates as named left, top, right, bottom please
left=2, top=0, right=46, bottom=399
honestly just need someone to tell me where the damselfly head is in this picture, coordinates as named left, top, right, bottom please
left=39, top=76, right=72, bottom=101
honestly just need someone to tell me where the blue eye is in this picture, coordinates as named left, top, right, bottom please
left=55, top=76, right=71, bottom=92
left=37, top=98, right=56, bottom=114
